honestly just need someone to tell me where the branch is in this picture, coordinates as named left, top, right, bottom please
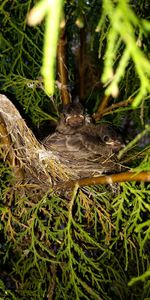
left=56, top=171, right=150, bottom=190
left=47, top=264, right=57, bottom=300
left=57, top=28, right=71, bottom=106
left=93, top=97, right=133, bottom=120
left=102, top=97, right=133, bottom=116
left=78, top=27, right=86, bottom=101
left=93, top=95, right=111, bottom=121
left=118, top=125, right=150, bottom=159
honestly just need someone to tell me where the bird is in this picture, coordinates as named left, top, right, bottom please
left=42, top=103, right=124, bottom=178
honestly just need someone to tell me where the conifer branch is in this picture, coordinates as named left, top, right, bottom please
left=118, top=125, right=150, bottom=159
left=47, top=264, right=57, bottom=300
left=56, top=171, right=150, bottom=190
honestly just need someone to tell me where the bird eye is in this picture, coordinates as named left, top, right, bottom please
left=103, top=135, right=110, bottom=142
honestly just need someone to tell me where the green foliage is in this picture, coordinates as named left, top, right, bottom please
left=98, top=0, right=150, bottom=107
left=0, top=0, right=58, bottom=126
left=27, top=0, right=64, bottom=95
left=0, top=162, right=150, bottom=299
left=1, top=0, right=150, bottom=126
left=0, top=0, right=150, bottom=299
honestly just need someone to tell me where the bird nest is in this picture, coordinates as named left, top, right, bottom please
left=1, top=94, right=132, bottom=202
left=0, top=94, right=76, bottom=197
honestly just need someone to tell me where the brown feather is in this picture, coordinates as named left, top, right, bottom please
left=42, top=104, right=124, bottom=178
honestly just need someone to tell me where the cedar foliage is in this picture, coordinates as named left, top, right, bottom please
left=0, top=0, right=150, bottom=299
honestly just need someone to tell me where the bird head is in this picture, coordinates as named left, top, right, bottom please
left=98, top=124, right=125, bottom=153
left=64, top=103, right=85, bottom=127
left=57, top=102, right=87, bottom=133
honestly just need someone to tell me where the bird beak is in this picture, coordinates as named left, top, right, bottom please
left=66, top=114, right=85, bottom=127
left=105, top=140, right=125, bottom=152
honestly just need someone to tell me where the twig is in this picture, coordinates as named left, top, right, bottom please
left=79, top=27, right=86, bottom=101
left=93, top=97, right=133, bottom=120
left=56, top=171, right=150, bottom=190
left=93, top=95, right=111, bottom=121
left=118, top=125, right=150, bottom=159
left=57, top=28, right=71, bottom=106
left=102, top=97, right=133, bottom=116
left=47, top=264, right=57, bottom=300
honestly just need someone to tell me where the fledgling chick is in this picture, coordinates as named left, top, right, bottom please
left=43, top=103, right=124, bottom=178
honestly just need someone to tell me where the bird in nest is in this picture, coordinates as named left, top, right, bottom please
left=43, top=102, right=124, bottom=178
